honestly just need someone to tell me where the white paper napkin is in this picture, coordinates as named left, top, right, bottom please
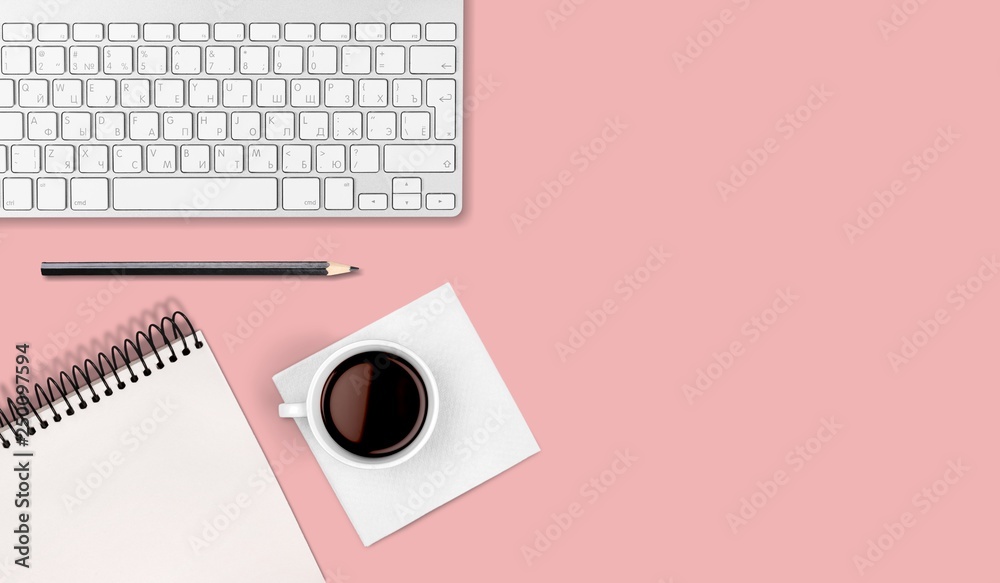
left=273, top=283, right=540, bottom=546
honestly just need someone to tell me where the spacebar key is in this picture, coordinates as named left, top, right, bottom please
left=114, top=178, right=278, bottom=211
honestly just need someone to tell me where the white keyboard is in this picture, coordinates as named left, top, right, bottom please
left=0, top=0, right=463, bottom=218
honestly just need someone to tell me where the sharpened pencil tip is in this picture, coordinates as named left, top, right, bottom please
left=350, top=266, right=360, bottom=271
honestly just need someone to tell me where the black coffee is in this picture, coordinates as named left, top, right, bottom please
left=320, top=351, right=427, bottom=458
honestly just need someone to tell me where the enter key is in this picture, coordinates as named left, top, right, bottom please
left=427, top=79, right=457, bottom=140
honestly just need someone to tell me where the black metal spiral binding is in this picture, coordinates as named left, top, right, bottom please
left=0, top=311, right=204, bottom=449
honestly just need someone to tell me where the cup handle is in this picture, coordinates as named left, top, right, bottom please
left=278, top=402, right=307, bottom=418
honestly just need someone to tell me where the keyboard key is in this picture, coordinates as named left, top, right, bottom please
left=1, top=47, right=32, bottom=75
left=324, top=79, right=353, bottom=107
left=114, top=177, right=278, bottom=210
left=392, top=177, right=421, bottom=193
left=427, top=79, right=457, bottom=139
left=129, top=112, right=158, bottom=139
left=73, top=23, right=104, bottom=42
left=257, top=79, right=286, bottom=107
left=104, top=46, right=133, bottom=74
left=285, top=24, right=315, bottom=42
left=113, top=145, right=142, bottom=172
left=121, top=79, right=151, bottom=108
left=189, top=79, right=218, bottom=107
left=138, top=46, right=168, bottom=75
left=79, top=144, right=109, bottom=172
left=45, top=145, right=75, bottom=172
left=248, top=145, right=277, bottom=172
left=36, top=47, right=66, bottom=74
left=70, top=46, right=100, bottom=74
left=320, top=23, right=351, bottom=41
left=274, top=46, right=303, bottom=74
left=317, top=145, right=345, bottom=172
left=240, top=46, right=269, bottom=74
left=367, top=112, right=395, bottom=140
left=384, top=145, right=455, bottom=172
left=19, top=81, right=48, bottom=108
left=231, top=112, right=261, bottom=139
left=298, top=113, right=327, bottom=139
left=333, top=112, right=361, bottom=140
left=282, top=145, right=311, bottom=172
left=359, top=79, right=388, bottom=107
left=426, top=23, right=457, bottom=42
left=349, top=145, right=379, bottom=172
left=325, top=178, right=353, bottom=209
left=426, top=193, right=456, bottom=210
left=206, top=46, right=236, bottom=75
left=144, top=24, right=174, bottom=42
left=393, top=193, right=420, bottom=210
left=0, top=81, right=14, bottom=107
left=163, top=111, right=193, bottom=140
left=88, top=79, right=116, bottom=107
left=390, top=23, right=421, bottom=42
left=283, top=177, right=320, bottom=209
left=62, top=112, right=91, bottom=139
left=214, top=144, right=243, bottom=172
left=2, top=178, right=33, bottom=210
left=308, top=47, right=338, bottom=74
left=223, top=80, right=253, bottom=108
left=172, top=47, right=201, bottom=74
left=355, top=23, right=386, bottom=42
left=147, top=145, right=177, bottom=173
left=358, top=193, right=388, bottom=210
left=179, top=23, right=210, bottom=41
left=409, top=46, right=456, bottom=74
left=393, top=79, right=422, bottom=107
left=71, top=178, right=110, bottom=210
left=215, top=23, right=245, bottom=42
left=376, top=46, right=405, bottom=75
left=108, top=23, right=140, bottom=42
left=11, top=145, right=40, bottom=173
left=250, top=23, right=280, bottom=41
left=38, top=24, right=70, bottom=42
left=3, top=23, right=33, bottom=42
left=27, top=112, right=58, bottom=140
left=37, top=178, right=67, bottom=210
left=180, top=145, right=210, bottom=173
left=291, top=79, right=320, bottom=108
left=264, top=112, right=294, bottom=140
left=342, top=46, right=371, bottom=74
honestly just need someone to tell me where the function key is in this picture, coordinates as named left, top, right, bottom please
left=37, top=23, right=69, bottom=42
left=320, top=23, right=350, bottom=41
left=108, top=23, right=140, bottom=42
left=249, top=23, right=280, bottom=41
left=144, top=23, right=174, bottom=41
left=285, top=23, right=315, bottom=42
left=390, top=23, right=421, bottom=42
left=355, top=23, right=386, bottom=41
left=2, top=23, right=33, bottom=42
left=215, top=23, right=245, bottom=41
left=179, top=23, right=210, bottom=41
left=426, top=23, right=457, bottom=42
left=73, top=23, right=103, bottom=42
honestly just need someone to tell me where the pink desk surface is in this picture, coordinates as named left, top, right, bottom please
left=2, top=0, right=999, bottom=580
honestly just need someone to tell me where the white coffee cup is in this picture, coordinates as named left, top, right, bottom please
left=278, top=340, right=439, bottom=470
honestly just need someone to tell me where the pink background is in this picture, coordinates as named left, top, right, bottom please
left=2, top=0, right=999, bottom=580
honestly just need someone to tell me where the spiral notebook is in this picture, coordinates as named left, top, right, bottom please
left=0, top=313, right=323, bottom=583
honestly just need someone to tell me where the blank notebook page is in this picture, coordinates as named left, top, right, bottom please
left=0, top=335, right=323, bottom=583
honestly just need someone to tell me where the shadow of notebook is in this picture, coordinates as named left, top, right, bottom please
left=0, top=324, right=323, bottom=582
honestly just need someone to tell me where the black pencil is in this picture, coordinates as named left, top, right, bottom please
left=41, top=261, right=359, bottom=277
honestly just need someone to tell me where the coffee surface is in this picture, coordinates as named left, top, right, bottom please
left=320, top=351, right=427, bottom=458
